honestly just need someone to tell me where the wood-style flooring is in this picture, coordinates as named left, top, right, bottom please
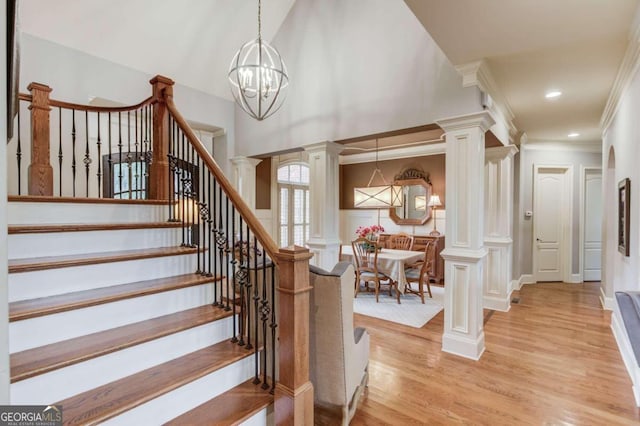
left=316, top=282, right=640, bottom=425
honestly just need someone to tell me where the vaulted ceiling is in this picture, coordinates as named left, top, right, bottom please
left=20, top=0, right=640, bottom=145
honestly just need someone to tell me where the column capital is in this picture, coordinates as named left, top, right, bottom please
left=436, top=111, right=496, bottom=134
left=230, top=156, right=262, bottom=167
left=485, top=145, right=519, bottom=161
left=303, top=141, right=345, bottom=155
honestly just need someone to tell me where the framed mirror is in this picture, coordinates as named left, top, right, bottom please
left=389, top=169, right=433, bottom=225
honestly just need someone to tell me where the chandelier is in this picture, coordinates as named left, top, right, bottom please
left=228, top=0, right=289, bottom=121
left=353, top=139, right=403, bottom=208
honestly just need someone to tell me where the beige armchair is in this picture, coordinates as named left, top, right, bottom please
left=309, top=262, right=370, bottom=425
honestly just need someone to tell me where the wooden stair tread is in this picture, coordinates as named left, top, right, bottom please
left=8, top=246, right=198, bottom=273
left=11, top=304, right=232, bottom=382
left=164, top=379, right=273, bottom=426
left=8, top=195, right=171, bottom=205
left=9, top=273, right=222, bottom=321
left=9, top=222, right=183, bottom=234
left=56, top=341, right=255, bottom=426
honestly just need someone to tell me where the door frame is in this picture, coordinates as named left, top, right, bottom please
left=579, top=166, right=602, bottom=283
left=532, top=164, right=574, bottom=283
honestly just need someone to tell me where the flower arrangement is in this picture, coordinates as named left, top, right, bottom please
left=355, top=224, right=384, bottom=240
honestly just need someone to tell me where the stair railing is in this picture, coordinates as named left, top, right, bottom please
left=8, top=75, right=315, bottom=424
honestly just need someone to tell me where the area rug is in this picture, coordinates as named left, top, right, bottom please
left=353, top=285, right=444, bottom=328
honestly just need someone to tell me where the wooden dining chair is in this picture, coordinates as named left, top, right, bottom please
left=388, top=233, right=414, bottom=251
left=351, top=238, right=399, bottom=303
left=404, top=240, right=435, bottom=303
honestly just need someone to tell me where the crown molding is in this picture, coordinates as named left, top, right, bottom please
left=521, top=140, right=601, bottom=153
left=455, top=60, right=518, bottom=145
left=436, top=111, right=496, bottom=134
left=601, top=7, right=640, bottom=132
left=339, top=142, right=445, bottom=165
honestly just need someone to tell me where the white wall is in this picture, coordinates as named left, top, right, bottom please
left=515, top=145, right=602, bottom=280
left=602, top=63, right=640, bottom=298
left=235, top=0, right=481, bottom=157
left=10, top=34, right=235, bottom=194
left=1, top=2, right=11, bottom=401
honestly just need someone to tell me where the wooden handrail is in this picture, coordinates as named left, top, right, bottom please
left=165, top=96, right=280, bottom=266
left=19, top=92, right=154, bottom=113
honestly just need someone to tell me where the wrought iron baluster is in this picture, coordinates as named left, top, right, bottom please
left=269, top=263, right=277, bottom=394
left=207, top=172, right=213, bottom=277
left=244, top=223, right=253, bottom=351
left=230, top=200, right=238, bottom=341
left=127, top=111, right=132, bottom=199
left=16, top=106, right=21, bottom=195
left=180, top=132, right=186, bottom=246
left=252, top=235, right=260, bottom=383
left=108, top=113, right=113, bottom=198
left=72, top=109, right=77, bottom=197
left=84, top=111, right=91, bottom=197
left=58, top=107, right=62, bottom=196
left=225, top=196, right=231, bottom=312
left=97, top=113, right=102, bottom=198
left=135, top=109, right=140, bottom=199
left=118, top=111, right=123, bottom=197
left=260, top=247, right=270, bottom=389
left=237, top=217, right=246, bottom=347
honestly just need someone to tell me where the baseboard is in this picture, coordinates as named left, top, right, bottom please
left=600, top=286, right=614, bottom=311
left=483, top=295, right=510, bottom=312
left=510, top=279, right=520, bottom=292
left=568, top=273, right=582, bottom=283
left=521, top=274, right=536, bottom=285
left=442, top=331, right=485, bottom=361
left=611, top=310, right=640, bottom=406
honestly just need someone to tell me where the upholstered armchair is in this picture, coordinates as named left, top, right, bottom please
left=309, top=262, right=370, bottom=425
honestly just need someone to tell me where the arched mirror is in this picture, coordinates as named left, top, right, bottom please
left=389, top=169, right=432, bottom=225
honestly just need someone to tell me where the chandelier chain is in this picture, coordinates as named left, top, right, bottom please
left=258, top=0, right=262, bottom=40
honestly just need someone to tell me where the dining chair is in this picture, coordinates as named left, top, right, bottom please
left=404, top=240, right=435, bottom=303
left=351, top=238, right=399, bottom=303
left=388, top=233, right=414, bottom=250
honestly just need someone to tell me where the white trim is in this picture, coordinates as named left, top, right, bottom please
left=483, top=295, right=511, bottom=312
left=339, top=142, right=445, bottom=165
left=441, top=332, right=485, bottom=361
left=521, top=274, right=536, bottom=285
left=568, top=273, right=582, bottom=284
left=600, top=285, right=614, bottom=310
left=578, top=166, right=602, bottom=285
left=601, top=7, right=640, bottom=133
left=522, top=140, right=601, bottom=153
left=532, top=165, right=574, bottom=284
left=611, top=310, right=640, bottom=406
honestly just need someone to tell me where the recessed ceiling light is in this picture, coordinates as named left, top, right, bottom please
left=568, top=132, right=580, bottom=138
left=545, top=91, right=562, bottom=99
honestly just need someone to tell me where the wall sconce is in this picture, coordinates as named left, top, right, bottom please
left=427, top=194, right=442, bottom=236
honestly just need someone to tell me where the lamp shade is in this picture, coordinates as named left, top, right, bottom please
left=354, top=185, right=403, bottom=208
left=427, top=194, right=442, bottom=207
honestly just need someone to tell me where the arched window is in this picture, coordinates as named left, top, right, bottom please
left=277, top=163, right=310, bottom=246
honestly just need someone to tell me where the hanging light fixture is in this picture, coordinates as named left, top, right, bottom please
left=228, top=0, right=289, bottom=121
left=353, top=139, right=403, bottom=208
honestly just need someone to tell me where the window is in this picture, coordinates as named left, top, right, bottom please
left=277, top=163, right=310, bottom=246
left=102, top=152, right=148, bottom=199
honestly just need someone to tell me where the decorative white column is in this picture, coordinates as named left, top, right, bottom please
left=304, top=141, right=344, bottom=271
left=230, top=156, right=262, bottom=210
left=484, top=145, right=519, bottom=312
left=436, top=111, right=495, bottom=360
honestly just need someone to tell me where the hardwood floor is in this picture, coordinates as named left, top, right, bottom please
left=316, top=282, right=640, bottom=425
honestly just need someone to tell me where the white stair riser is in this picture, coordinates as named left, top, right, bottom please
left=11, top=317, right=235, bottom=404
left=10, top=284, right=220, bottom=352
left=8, top=202, right=168, bottom=225
left=9, top=254, right=199, bottom=302
left=102, top=356, right=255, bottom=426
left=9, top=228, right=184, bottom=259
left=240, top=408, right=269, bottom=426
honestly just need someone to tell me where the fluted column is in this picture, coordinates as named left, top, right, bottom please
left=303, top=141, right=344, bottom=270
left=484, top=145, right=519, bottom=311
left=436, top=111, right=495, bottom=360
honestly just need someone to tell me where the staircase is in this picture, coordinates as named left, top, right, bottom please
left=7, top=197, right=273, bottom=425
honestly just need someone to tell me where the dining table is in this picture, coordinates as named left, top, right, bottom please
left=340, top=245, right=425, bottom=294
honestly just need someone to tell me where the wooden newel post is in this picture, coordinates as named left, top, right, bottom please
left=274, top=245, right=314, bottom=425
left=27, top=82, right=53, bottom=195
left=149, top=75, right=175, bottom=200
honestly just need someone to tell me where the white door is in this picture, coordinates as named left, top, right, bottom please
left=534, top=167, right=571, bottom=282
left=583, top=170, right=602, bottom=281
